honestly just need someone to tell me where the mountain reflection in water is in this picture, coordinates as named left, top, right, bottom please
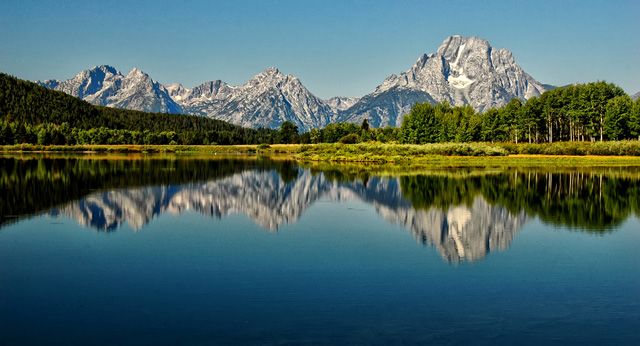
left=2, top=156, right=639, bottom=263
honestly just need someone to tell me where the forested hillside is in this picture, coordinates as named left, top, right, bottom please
left=0, top=73, right=278, bottom=144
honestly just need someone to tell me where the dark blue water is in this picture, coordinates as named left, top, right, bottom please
left=1, top=156, right=639, bottom=345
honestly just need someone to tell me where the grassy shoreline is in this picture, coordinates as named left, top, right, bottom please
left=3, top=142, right=640, bottom=167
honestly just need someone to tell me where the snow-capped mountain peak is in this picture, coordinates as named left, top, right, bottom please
left=208, top=67, right=335, bottom=130
left=39, top=65, right=182, bottom=114
left=340, top=35, right=548, bottom=127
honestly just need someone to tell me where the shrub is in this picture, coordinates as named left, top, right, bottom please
left=339, top=133, right=360, bottom=144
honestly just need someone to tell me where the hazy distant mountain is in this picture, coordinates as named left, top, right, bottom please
left=633, top=92, right=640, bottom=100
left=338, top=35, right=548, bottom=127
left=38, top=35, right=549, bottom=129
left=325, top=96, right=360, bottom=112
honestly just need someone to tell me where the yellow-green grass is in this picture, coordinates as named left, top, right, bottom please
left=3, top=142, right=640, bottom=168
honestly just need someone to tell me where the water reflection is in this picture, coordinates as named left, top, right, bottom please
left=2, top=156, right=639, bottom=263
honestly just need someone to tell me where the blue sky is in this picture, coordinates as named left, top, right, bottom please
left=0, top=0, right=638, bottom=98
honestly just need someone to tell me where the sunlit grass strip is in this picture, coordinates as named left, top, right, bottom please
left=4, top=141, right=640, bottom=165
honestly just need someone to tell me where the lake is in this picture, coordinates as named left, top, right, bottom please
left=1, top=155, right=639, bottom=345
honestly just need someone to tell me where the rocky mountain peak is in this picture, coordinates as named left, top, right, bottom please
left=436, top=35, right=490, bottom=59
left=246, top=66, right=298, bottom=89
left=263, top=66, right=281, bottom=75
left=124, top=68, right=154, bottom=86
left=39, top=65, right=181, bottom=114
left=340, top=35, right=547, bottom=127
left=94, top=64, right=119, bottom=75
left=188, top=80, right=233, bottom=100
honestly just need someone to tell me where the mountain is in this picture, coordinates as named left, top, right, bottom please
left=338, top=35, right=548, bottom=127
left=39, top=65, right=182, bottom=114
left=633, top=92, right=640, bottom=100
left=180, top=68, right=335, bottom=130
left=338, top=88, right=435, bottom=128
left=37, top=35, right=548, bottom=129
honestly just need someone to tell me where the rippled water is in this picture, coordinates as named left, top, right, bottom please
left=1, top=155, right=639, bottom=345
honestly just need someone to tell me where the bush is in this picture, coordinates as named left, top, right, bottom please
left=258, top=143, right=271, bottom=149
left=339, top=133, right=360, bottom=144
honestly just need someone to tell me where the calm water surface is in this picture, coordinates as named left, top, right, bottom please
left=1, top=155, right=639, bottom=345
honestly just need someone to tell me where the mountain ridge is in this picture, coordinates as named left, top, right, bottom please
left=38, top=35, right=551, bottom=129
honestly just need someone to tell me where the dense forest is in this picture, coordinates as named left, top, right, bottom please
left=1, top=72, right=639, bottom=145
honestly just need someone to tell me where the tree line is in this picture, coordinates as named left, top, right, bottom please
left=401, top=82, right=640, bottom=144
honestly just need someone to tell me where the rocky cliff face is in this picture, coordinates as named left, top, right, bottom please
left=52, top=169, right=525, bottom=262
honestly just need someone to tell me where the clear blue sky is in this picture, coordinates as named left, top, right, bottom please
left=0, top=0, right=638, bottom=98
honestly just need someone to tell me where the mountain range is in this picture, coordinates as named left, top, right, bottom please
left=38, top=35, right=550, bottom=130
